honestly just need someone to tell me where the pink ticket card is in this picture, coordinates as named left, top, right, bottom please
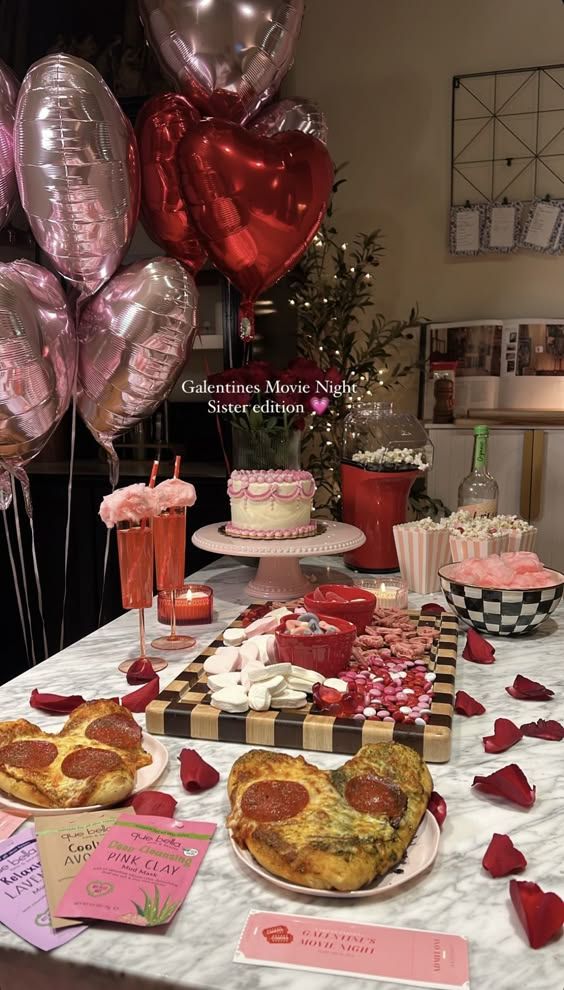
left=0, top=810, right=27, bottom=841
left=56, top=814, right=216, bottom=927
left=235, top=911, right=470, bottom=989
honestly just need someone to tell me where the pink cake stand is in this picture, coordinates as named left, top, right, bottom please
left=192, top=521, right=366, bottom=600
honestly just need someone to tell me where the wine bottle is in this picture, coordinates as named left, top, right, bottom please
left=457, top=425, right=499, bottom=517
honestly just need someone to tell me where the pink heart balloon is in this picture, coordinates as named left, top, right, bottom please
left=0, top=58, right=19, bottom=231
left=0, top=260, right=75, bottom=478
left=15, top=55, right=139, bottom=299
left=78, top=257, right=198, bottom=484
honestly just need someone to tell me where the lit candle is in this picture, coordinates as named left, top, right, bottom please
left=158, top=584, right=213, bottom=624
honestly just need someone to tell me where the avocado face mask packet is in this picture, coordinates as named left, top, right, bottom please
left=35, top=808, right=128, bottom=928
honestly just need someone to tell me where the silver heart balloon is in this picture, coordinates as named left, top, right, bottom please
left=0, top=260, right=75, bottom=471
left=78, top=257, right=198, bottom=484
left=251, top=97, right=328, bottom=144
left=0, top=58, right=19, bottom=231
left=14, top=55, right=139, bottom=298
left=138, top=0, right=305, bottom=123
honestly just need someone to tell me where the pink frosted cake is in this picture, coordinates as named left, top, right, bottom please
left=225, top=470, right=317, bottom=540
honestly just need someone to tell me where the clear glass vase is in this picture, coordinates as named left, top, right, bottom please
left=231, top=426, right=302, bottom=470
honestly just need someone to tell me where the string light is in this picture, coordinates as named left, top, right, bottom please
left=350, top=267, right=355, bottom=273
left=364, top=273, right=372, bottom=280
left=319, top=346, right=324, bottom=351
left=341, top=243, right=348, bottom=250
left=304, top=301, right=311, bottom=308
left=289, top=299, right=295, bottom=306
left=322, top=297, right=328, bottom=303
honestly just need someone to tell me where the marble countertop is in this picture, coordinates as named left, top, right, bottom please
left=0, top=555, right=562, bottom=990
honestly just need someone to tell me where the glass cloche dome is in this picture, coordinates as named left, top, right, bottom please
left=342, top=402, right=433, bottom=472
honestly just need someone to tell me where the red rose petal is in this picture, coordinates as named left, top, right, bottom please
left=472, top=764, right=536, bottom=808
left=482, top=833, right=527, bottom=878
left=521, top=719, right=564, bottom=741
left=510, top=879, right=564, bottom=949
left=132, top=790, right=177, bottom=818
left=483, top=718, right=523, bottom=754
left=179, top=749, right=219, bottom=793
left=126, top=659, right=158, bottom=685
left=121, top=677, right=160, bottom=713
left=454, top=690, right=486, bottom=717
left=29, top=689, right=86, bottom=714
left=428, top=791, right=447, bottom=828
left=462, top=628, right=496, bottom=664
left=420, top=603, right=446, bottom=615
left=506, top=675, right=554, bottom=701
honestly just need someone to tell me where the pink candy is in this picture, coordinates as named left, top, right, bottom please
left=450, top=551, right=557, bottom=589
left=153, top=478, right=197, bottom=511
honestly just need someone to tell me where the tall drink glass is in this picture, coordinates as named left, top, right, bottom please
left=116, top=518, right=167, bottom=672
left=151, top=507, right=196, bottom=650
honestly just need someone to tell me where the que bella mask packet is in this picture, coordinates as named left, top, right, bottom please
left=35, top=808, right=128, bottom=928
left=56, top=814, right=216, bottom=926
left=0, top=827, right=84, bottom=951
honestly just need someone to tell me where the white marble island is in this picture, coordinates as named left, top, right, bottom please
left=0, top=555, right=562, bottom=990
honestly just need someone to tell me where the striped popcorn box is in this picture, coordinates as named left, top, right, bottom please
left=505, top=527, right=538, bottom=552
left=393, top=525, right=451, bottom=594
left=449, top=533, right=509, bottom=561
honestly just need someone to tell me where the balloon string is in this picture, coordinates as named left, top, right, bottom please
left=10, top=476, right=37, bottom=666
left=29, top=513, right=49, bottom=660
left=59, top=335, right=79, bottom=651
left=2, top=507, right=31, bottom=667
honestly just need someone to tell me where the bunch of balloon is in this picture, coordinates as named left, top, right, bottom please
left=136, top=0, right=334, bottom=342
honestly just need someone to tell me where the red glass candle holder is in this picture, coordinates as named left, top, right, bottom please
left=158, top=584, right=213, bottom=625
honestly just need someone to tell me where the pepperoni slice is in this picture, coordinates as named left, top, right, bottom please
left=241, top=780, right=309, bottom=822
left=85, top=714, right=141, bottom=750
left=61, top=748, right=124, bottom=780
left=0, top=740, right=58, bottom=770
left=344, top=774, right=407, bottom=821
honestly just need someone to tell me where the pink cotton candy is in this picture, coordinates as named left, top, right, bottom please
left=450, top=552, right=558, bottom=590
left=500, top=552, right=541, bottom=574
left=153, top=478, right=197, bottom=512
left=99, top=484, right=156, bottom=528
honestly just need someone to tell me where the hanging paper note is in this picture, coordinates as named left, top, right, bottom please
left=483, top=203, right=520, bottom=252
left=449, top=205, right=482, bottom=255
left=521, top=200, right=564, bottom=252
left=56, top=814, right=216, bottom=927
left=0, top=828, right=84, bottom=951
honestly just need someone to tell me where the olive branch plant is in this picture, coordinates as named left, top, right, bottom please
left=290, top=172, right=421, bottom=519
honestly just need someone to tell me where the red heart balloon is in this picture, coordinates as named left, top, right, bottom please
left=136, top=94, right=207, bottom=275
left=179, top=119, right=333, bottom=339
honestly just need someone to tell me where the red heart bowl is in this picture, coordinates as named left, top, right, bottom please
left=304, top=585, right=376, bottom=634
left=275, top=613, right=357, bottom=678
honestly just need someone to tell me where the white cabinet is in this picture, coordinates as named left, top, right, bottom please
left=426, top=426, right=564, bottom=571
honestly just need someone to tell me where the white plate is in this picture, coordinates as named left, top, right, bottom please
left=229, top=811, right=440, bottom=898
left=0, top=733, right=169, bottom=817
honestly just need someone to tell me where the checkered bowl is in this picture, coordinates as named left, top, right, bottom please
left=438, top=563, right=564, bottom=636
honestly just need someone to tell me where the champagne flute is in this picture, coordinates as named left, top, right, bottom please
left=116, top=517, right=167, bottom=673
left=151, top=504, right=196, bottom=650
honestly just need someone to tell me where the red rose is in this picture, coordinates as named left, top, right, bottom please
left=274, top=369, right=303, bottom=407
left=243, top=361, right=276, bottom=392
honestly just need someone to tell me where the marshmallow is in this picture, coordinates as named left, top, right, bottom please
left=270, top=689, right=308, bottom=709
left=239, top=641, right=261, bottom=666
left=241, top=660, right=269, bottom=691
left=210, top=685, right=249, bottom=713
left=203, top=648, right=241, bottom=674
left=323, top=678, right=348, bottom=693
left=223, top=628, right=246, bottom=648
left=256, top=674, right=286, bottom=695
left=247, top=663, right=291, bottom=683
left=248, top=683, right=272, bottom=712
left=206, top=671, right=242, bottom=692
left=289, top=665, right=324, bottom=684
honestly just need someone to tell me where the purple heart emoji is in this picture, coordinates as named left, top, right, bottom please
left=310, top=396, right=329, bottom=415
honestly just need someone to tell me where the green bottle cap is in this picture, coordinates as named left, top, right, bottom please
left=473, top=425, right=489, bottom=436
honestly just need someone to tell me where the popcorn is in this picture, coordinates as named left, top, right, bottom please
left=352, top=447, right=429, bottom=471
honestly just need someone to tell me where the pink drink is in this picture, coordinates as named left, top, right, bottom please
left=153, top=507, right=186, bottom=592
left=117, top=521, right=154, bottom=609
